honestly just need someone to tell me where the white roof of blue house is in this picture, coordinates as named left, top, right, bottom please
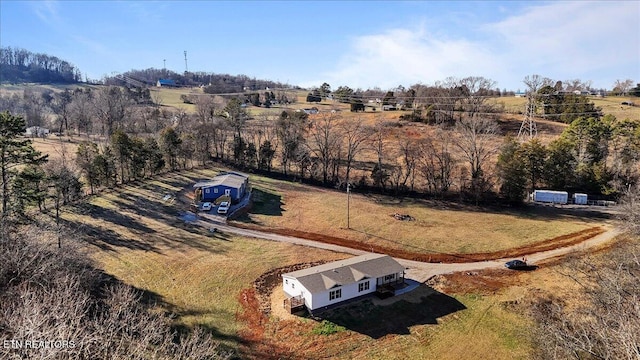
left=193, top=172, right=248, bottom=189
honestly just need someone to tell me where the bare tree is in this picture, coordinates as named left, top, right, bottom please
left=612, top=79, right=635, bottom=96
left=531, top=243, right=640, bottom=360
left=618, top=184, right=640, bottom=236
left=22, top=88, right=48, bottom=128
left=307, top=113, right=341, bottom=184
left=69, top=89, right=94, bottom=138
left=522, top=74, right=554, bottom=94
left=418, top=128, right=456, bottom=194
left=456, top=76, right=498, bottom=119
left=93, top=86, right=131, bottom=136
left=340, top=118, right=371, bottom=185
left=454, top=115, right=499, bottom=199
left=0, top=225, right=231, bottom=360
left=369, top=120, right=390, bottom=190
left=195, top=94, right=218, bottom=124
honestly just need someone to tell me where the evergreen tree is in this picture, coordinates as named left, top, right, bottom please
left=496, top=137, right=527, bottom=204
left=159, top=127, right=182, bottom=171
left=258, top=140, right=275, bottom=172
left=76, top=141, right=101, bottom=194
left=0, top=111, right=48, bottom=218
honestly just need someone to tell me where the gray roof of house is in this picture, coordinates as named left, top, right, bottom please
left=282, top=254, right=405, bottom=293
left=193, top=172, right=247, bottom=189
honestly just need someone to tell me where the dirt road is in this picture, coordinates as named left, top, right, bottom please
left=196, top=213, right=621, bottom=282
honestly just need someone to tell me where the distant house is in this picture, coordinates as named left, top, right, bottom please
left=299, top=107, right=319, bottom=115
left=156, top=79, right=177, bottom=87
left=193, top=171, right=249, bottom=203
left=282, top=254, right=406, bottom=313
left=25, top=126, right=49, bottom=137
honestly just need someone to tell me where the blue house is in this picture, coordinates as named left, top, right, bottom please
left=193, top=172, right=249, bottom=203
left=157, top=79, right=177, bottom=87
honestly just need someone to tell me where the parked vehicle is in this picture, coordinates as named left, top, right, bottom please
left=505, top=259, right=528, bottom=269
left=217, top=201, right=230, bottom=214
left=201, top=202, right=212, bottom=211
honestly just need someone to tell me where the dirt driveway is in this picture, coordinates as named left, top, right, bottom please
left=195, top=212, right=621, bottom=282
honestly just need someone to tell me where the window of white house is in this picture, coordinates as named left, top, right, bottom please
left=291, top=283, right=295, bottom=289
left=358, top=281, right=370, bottom=292
left=329, top=289, right=342, bottom=301
left=285, top=279, right=288, bottom=284
left=384, top=274, right=396, bottom=281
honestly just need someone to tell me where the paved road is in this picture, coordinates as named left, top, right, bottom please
left=194, top=213, right=621, bottom=282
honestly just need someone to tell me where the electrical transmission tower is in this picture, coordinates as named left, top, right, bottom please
left=184, top=51, right=188, bottom=73
left=518, top=93, right=537, bottom=139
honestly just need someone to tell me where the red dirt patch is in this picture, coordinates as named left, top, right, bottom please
left=229, top=222, right=605, bottom=263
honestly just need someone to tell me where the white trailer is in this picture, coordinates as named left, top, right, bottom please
left=533, top=190, right=568, bottom=204
left=573, top=193, right=588, bottom=205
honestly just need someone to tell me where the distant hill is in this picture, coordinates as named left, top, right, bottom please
left=0, top=47, right=82, bottom=84
left=104, top=68, right=294, bottom=94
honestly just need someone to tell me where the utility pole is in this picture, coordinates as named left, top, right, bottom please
left=163, top=59, right=166, bottom=70
left=346, top=183, right=351, bottom=229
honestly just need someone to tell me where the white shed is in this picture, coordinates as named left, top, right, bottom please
left=573, top=193, right=588, bottom=205
left=25, top=126, right=49, bottom=137
left=281, top=254, right=405, bottom=312
left=533, top=190, right=568, bottom=204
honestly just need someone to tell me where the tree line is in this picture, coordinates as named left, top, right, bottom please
left=102, top=67, right=293, bottom=93
left=0, top=47, right=82, bottom=84
left=1, top=77, right=637, bottom=220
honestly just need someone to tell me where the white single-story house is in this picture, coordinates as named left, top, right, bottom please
left=193, top=171, right=249, bottom=203
left=282, top=254, right=406, bottom=313
left=25, top=126, right=49, bottom=137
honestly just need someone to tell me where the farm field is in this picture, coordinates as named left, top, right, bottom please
left=496, top=95, right=640, bottom=121
left=150, top=85, right=640, bottom=122
left=44, top=168, right=546, bottom=359
left=239, top=173, right=608, bottom=255
left=51, top=170, right=348, bottom=352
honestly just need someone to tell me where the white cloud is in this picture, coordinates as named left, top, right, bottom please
left=485, top=2, right=639, bottom=79
left=312, top=1, right=639, bottom=90
left=31, top=0, right=62, bottom=28
left=309, top=26, right=501, bottom=90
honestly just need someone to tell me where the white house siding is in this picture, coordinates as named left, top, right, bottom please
left=282, top=277, right=304, bottom=298
left=307, top=279, right=374, bottom=310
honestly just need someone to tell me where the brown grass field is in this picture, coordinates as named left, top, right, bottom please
left=237, top=173, right=607, bottom=256
left=4, top=82, right=634, bottom=358
left=42, top=168, right=565, bottom=359
left=16, top=85, right=628, bottom=358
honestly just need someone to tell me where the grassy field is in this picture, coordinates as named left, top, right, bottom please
left=54, top=171, right=347, bottom=351
left=240, top=173, right=604, bottom=255
left=46, top=168, right=541, bottom=358
left=496, top=95, right=640, bottom=121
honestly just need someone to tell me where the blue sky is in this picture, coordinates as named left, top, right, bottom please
left=1, top=1, right=638, bottom=91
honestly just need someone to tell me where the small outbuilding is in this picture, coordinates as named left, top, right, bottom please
left=193, top=171, right=249, bottom=203
left=282, top=254, right=406, bottom=313
left=573, top=193, right=588, bottom=205
left=25, top=126, right=49, bottom=137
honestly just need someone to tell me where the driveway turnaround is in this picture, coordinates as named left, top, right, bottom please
left=194, top=212, right=621, bottom=282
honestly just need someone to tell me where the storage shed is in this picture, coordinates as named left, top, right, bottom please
left=573, top=193, right=588, bottom=205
